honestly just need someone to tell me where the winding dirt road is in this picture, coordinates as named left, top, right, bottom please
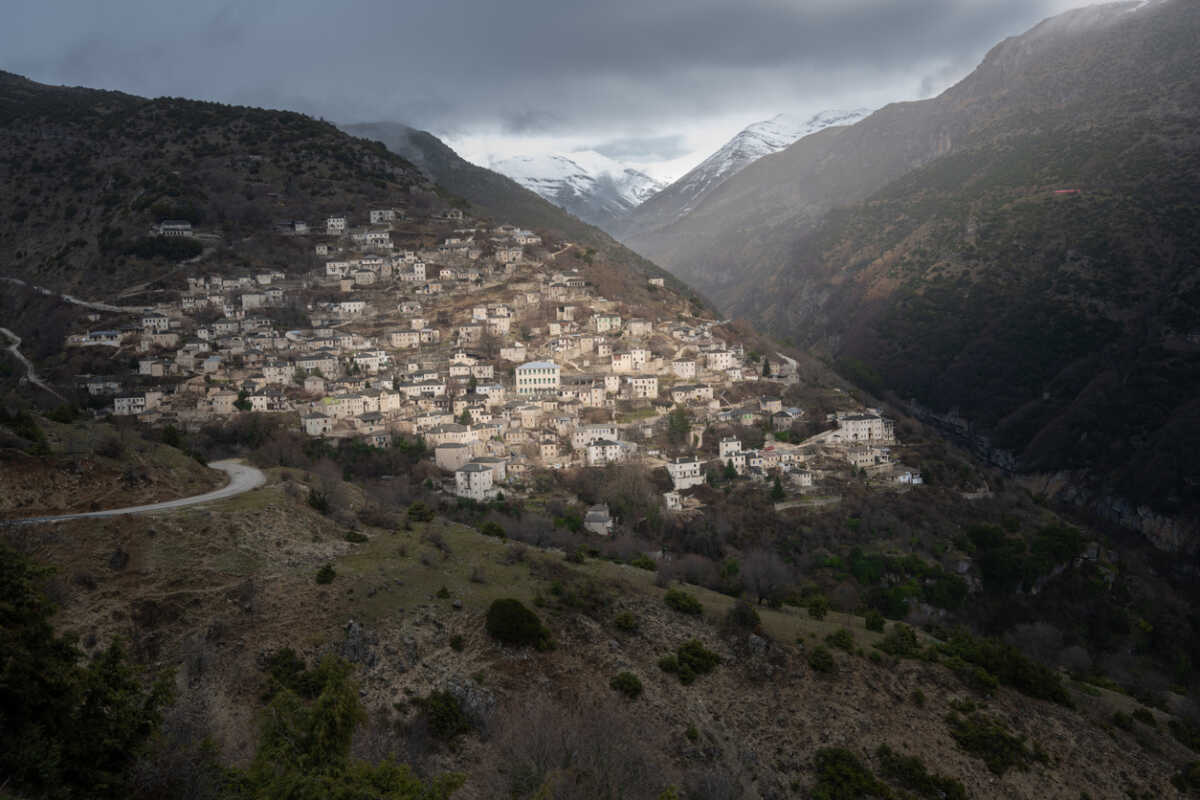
left=5, top=460, right=266, bottom=524
left=1, top=326, right=65, bottom=400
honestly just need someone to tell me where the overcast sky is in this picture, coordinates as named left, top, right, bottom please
left=7, top=0, right=1104, bottom=181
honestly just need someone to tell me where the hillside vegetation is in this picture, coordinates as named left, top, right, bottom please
left=0, top=71, right=428, bottom=295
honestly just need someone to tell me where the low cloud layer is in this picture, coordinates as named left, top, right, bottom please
left=6, top=0, right=1103, bottom=177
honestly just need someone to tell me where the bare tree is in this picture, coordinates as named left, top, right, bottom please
left=742, top=548, right=792, bottom=606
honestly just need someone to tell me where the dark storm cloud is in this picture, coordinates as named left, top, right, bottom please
left=4, top=0, right=1088, bottom=133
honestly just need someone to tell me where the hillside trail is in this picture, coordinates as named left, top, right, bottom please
left=1, top=275, right=151, bottom=313
left=0, top=326, right=66, bottom=401
left=4, top=460, right=267, bottom=524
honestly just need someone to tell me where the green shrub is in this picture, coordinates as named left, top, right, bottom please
left=876, top=744, right=967, bottom=800
left=807, top=594, right=830, bottom=620
left=939, top=629, right=1071, bottom=706
left=685, top=725, right=700, bottom=742
left=613, top=611, right=639, bottom=633
left=910, top=689, right=926, bottom=707
left=436, top=585, right=451, bottom=599
left=423, top=690, right=472, bottom=740
left=479, top=521, right=506, bottom=539
left=945, top=712, right=1045, bottom=775
left=449, top=635, right=464, bottom=652
left=307, top=490, right=331, bottom=515
left=407, top=501, right=434, bottom=523
left=825, top=628, right=854, bottom=651
left=1112, top=711, right=1133, bottom=731
left=610, top=672, right=643, bottom=699
left=810, top=748, right=890, bottom=800
left=629, top=553, right=657, bottom=571
left=945, top=655, right=999, bottom=696
left=661, top=639, right=721, bottom=685
left=808, top=645, right=836, bottom=674
left=315, top=564, right=336, bottom=584
left=876, top=624, right=920, bottom=657
left=865, top=609, right=886, bottom=632
left=485, top=598, right=551, bottom=649
left=344, top=531, right=368, bottom=543
left=664, top=588, right=703, bottom=616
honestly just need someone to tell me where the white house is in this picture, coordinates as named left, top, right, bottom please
left=666, top=457, right=705, bottom=490
left=155, top=220, right=193, bottom=237
left=302, top=413, right=334, bottom=436
left=515, top=360, right=560, bottom=396
left=586, top=439, right=626, bottom=466
left=572, top=423, right=618, bottom=450
left=454, top=463, right=496, bottom=501
left=584, top=504, right=614, bottom=535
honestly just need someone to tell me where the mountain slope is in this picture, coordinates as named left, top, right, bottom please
left=618, top=109, right=870, bottom=238
left=341, top=121, right=695, bottom=296
left=489, top=150, right=664, bottom=231
left=0, top=71, right=429, bottom=295
left=672, top=0, right=1200, bottom=531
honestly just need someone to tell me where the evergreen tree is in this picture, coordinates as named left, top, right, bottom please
left=770, top=476, right=785, bottom=501
left=0, top=546, right=173, bottom=798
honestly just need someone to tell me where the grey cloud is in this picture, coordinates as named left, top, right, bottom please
left=3, top=0, right=1090, bottom=135
left=591, top=135, right=690, bottom=162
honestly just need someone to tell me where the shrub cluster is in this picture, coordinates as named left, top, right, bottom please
left=875, top=624, right=920, bottom=657
left=613, top=611, right=639, bottom=633
left=825, top=628, right=854, bottom=651
left=808, top=645, right=836, bottom=674
left=664, top=588, right=703, bottom=616
left=876, top=745, right=967, bottom=800
left=407, top=501, right=435, bottom=523
left=940, top=629, right=1071, bottom=706
left=423, top=690, right=472, bottom=740
left=485, top=598, right=551, bottom=650
left=810, top=748, right=891, bottom=800
left=610, top=672, right=644, bottom=699
left=659, top=639, right=721, bottom=685
left=945, top=712, right=1045, bottom=775
left=315, top=564, right=336, bottom=584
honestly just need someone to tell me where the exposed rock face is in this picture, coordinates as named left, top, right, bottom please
left=340, top=619, right=379, bottom=668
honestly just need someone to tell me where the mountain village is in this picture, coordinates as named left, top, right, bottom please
left=66, top=206, right=919, bottom=523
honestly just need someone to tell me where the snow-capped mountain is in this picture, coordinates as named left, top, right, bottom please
left=617, top=109, right=871, bottom=237
left=489, top=151, right=665, bottom=232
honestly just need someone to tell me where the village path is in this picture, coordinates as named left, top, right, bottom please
left=546, top=242, right=574, bottom=260
left=0, top=326, right=65, bottom=401
left=5, top=460, right=267, bottom=525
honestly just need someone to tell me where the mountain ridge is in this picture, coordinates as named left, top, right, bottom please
left=624, top=0, right=1200, bottom=530
left=488, top=150, right=664, bottom=231
left=617, top=108, right=871, bottom=239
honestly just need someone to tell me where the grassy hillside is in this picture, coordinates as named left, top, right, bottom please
left=8, top=471, right=1200, bottom=799
left=0, top=71, right=430, bottom=295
